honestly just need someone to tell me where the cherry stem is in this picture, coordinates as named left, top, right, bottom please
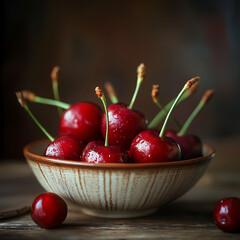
left=152, top=85, right=181, bottom=130
left=148, top=94, right=187, bottom=129
left=51, top=66, right=64, bottom=116
left=22, top=91, right=70, bottom=109
left=159, top=78, right=198, bottom=138
left=35, top=96, right=70, bottom=109
left=177, top=89, right=214, bottom=136
left=95, top=87, right=109, bottom=147
left=16, top=92, right=54, bottom=142
left=25, top=105, right=54, bottom=142
left=104, top=82, right=118, bottom=104
left=148, top=77, right=199, bottom=129
left=129, top=63, right=146, bottom=109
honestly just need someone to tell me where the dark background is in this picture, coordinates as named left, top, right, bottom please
left=1, top=0, right=240, bottom=159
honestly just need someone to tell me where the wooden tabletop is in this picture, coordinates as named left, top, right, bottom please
left=1, top=137, right=240, bottom=239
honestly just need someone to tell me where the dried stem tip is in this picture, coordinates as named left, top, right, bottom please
left=151, top=84, right=159, bottom=99
left=201, top=89, right=215, bottom=104
left=51, top=66, right=60, bottom=83
left=104, top=82, right=117, bottom=99
left=186, top=76, right=200, bottom=88
left=186, top=79, right=199, bottom=95
left=137, top=63, right=146, bottom=78
left=16, top=92, right=26, bottom=108
left=95, top=86, right=103, bottom=98
left=21, top=90, right=36, bottom=101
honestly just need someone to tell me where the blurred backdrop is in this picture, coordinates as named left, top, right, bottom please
left=1, top=0, right=240, bottom=159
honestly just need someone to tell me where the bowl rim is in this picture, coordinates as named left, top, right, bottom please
left=23, top=139, right=215, bottom=169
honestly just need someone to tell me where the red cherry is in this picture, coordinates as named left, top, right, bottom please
left=82, top=141, right=130, bottom=163
left=101, top=103, right=147, bottom=150
left=130, top=130, right=181, bottom=163
left=164, top=129, right=202, bottom=160
left=131, top=78, right=199, bottom=163
left=214, top=197, right=240, bottom=233
left=163, top=90, right=214, bottom=160
left=59, top=102, right=103, bottom=143
left=44, top=135, right=85, bottom=160
left=31, top=192, right=68, bottom=229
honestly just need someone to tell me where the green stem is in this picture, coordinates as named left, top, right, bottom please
left=110, top=96, right=118, bottom=104
left=34, top=96, right=70, bottom=109
left=159, top=84, right=189, bottom=138
left=129, top=77, right=143, bottom=109
left=53, top=82, right=64, bottom=116
left=155, top=100, right=164, bottom=110
left=154, top=99, right=182, bottom=130
left=24, top=105, right=54, bottom=142
left=178, top=101, right=204, bottom=136
left=100, top=95, right=109, bottom=147
left=148, top=90, right=190, bottom=129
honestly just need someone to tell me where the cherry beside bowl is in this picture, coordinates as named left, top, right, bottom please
left=24, top=139, right=215, bottom=219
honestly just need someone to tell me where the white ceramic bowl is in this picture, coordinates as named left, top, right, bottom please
left=24, top=139, right=215, bottom=218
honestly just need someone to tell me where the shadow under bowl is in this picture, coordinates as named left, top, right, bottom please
left=24, top=139, right=215, bottom=218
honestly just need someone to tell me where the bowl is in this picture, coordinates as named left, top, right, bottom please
left=24, top=139, right=215, bottom=218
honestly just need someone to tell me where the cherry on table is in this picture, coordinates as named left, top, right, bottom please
left=31, top=192, right=68, bottom=229
left=214, top=197, right=240, bottom=233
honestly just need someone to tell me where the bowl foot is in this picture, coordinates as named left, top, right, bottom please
left=80, top=208, right=158, bottom=219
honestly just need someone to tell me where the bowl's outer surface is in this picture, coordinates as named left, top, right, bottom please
left=24, top=139, right=215, bottom=218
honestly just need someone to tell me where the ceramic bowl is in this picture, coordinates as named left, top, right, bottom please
left=24, top=139, right=215, bottom=218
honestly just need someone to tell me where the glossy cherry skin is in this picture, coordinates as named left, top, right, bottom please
left=31, top=192, right=68, bottom=229
left=214, top=197, right=240, bottom=233
left=59, top=102, right=103, bottom=143
left=164, top=130, right=202, bottom=160
left=81, top=141, right=130, bottom=163
left=130, top=130, right=181, bottom=163
left=44, top=135, right=85, bottom=160
left=101, top=103, right=147, bottom=151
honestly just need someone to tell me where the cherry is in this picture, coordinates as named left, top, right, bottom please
left=22, top=91, right=103, bottom=143
left=101, top=64, right=147, bottom=150
left=131, top=78, right=198, bottom=163
left=59, top=102, right=103, bottom=143
left=31, top=192, right=68, bottom=229
left=130, top=130, right=181, bottom=163
left=44, top=135, right=85, bottom=160
left=214, top=197, right=240, bottom=233
left=164, top=130, right=202, bottom=159
left=82, top=87, right=130, bottom=163
left=101, top=103, right=146, bottom=150
left=16, top=92, right=85, bottom=160
left=82, top=141, right=129, bottom=163
left=164, top=90, right=214, bottom=160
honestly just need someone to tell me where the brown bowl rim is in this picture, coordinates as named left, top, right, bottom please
left=23, top=139, right=215, bottom=169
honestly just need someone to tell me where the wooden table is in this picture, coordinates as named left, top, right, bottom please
left=1, top=137, right=240, bottom=239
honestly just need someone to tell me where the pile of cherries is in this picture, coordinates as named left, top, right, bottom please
left=17, top=64, right=214, bottom=164
left=17, top=64, right=240, bottom=231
